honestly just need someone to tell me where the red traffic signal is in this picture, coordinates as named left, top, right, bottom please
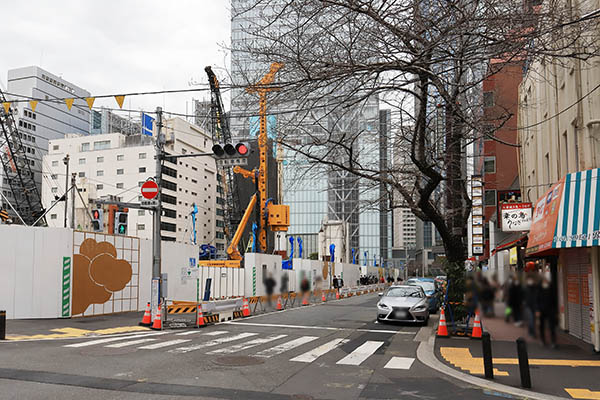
left=212, top=142, right=251, bottom=158
left=236, top=142, right=249, bottom=155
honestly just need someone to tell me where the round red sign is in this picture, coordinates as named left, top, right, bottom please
left=141, top=180, right=159, bottom=200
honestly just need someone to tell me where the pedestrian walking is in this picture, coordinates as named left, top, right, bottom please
left=524, top=274, right=540, bottom=338
left=264, top=273, right=276, bottom=306
left=507, top=274, right=523, bottom=326
left=332, top=275, right=339, bottom=289
left=537, top=277, right=557, bottom=348
left=280, top=273, right=289, bottom=294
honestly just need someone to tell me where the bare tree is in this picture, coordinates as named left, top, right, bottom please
left=229, top=0, right=600, bottom=316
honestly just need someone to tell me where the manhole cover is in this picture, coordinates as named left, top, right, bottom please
left=80, top=347, right=137, bottom=356
left=212, top=356, right=264, bottom=366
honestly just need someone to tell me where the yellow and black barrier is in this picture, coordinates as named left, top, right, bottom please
left=167, top=305, right=197, bottom=315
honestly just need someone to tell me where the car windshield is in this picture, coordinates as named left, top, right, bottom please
left=385, top=287, right=423, bottom=298
left=411, top=282, right=435, bottom=292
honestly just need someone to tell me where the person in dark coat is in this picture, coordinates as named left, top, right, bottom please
left=523, top=274, right=540, bottom=338
left=507, top=275, right=523, bottom=325
left=537, top=276, right=557, bottom=347
left=264, top=273, right=276, bottom=305
left=332, top=275, right=339, bottom=289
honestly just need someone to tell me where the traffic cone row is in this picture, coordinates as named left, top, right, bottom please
left=139, top=302, right=152, bottom=326
left=151, top=305, right=162, bottom=330
left=471, top=310, right=483, bottom=339
left=242, top=298, right=250, bottom=317
left=436, top=307, right=449, bottom=337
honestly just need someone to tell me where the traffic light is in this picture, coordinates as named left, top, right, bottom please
left=114, top=211, right=128, bottom=235
left=212, top=142, right=250, bottom=167
left=91, top=209, right=103, bottom=232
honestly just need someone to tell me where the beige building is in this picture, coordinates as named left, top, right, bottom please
left=518, top=12, right=600, bottom=350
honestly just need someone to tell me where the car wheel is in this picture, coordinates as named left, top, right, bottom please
left=422, top=316, right=429, bottom=326
left=377, top=317, right=385, bottom=324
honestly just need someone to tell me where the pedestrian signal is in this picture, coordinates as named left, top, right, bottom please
left=91, top=209, right=103, bottom=232
left=114, top=211, right=128, bottom=235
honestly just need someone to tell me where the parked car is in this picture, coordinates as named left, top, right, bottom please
left=407, top=280, right=441, bottom=313
left=376, top=285, right=429, bottom=325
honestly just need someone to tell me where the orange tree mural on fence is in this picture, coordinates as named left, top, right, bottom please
left=72, top=238, right=132, bottom=315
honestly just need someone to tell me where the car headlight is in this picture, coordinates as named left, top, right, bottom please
left=378, top=302, right=390, bottom=309
left=411, top=303, right=427, bottom=312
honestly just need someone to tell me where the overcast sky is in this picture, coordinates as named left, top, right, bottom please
left=0, top=1, right=231, bottom=118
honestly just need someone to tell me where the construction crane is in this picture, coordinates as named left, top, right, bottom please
left=199, top=62, right=289, bottom=267
left=205, top=66, right=241, bottom=242
left=0, top=89, right=45, bottom=225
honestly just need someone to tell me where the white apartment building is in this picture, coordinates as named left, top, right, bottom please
left=3, top=66, right=90, bottom=209
left=393, top=207, right=417, bottom=250
left=42, top=118, right=226, bottom=249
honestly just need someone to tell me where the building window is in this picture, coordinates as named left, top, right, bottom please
left=483, top=156, right=496, bottom=173
left=52, top=160, right=58, bottom=167
left=139, top=153, right=146, bottom=159
left=78, top=172, right=85, bottom=178
left=138, top=181, right=144, bottom=187
left=484, top=189, right=496, bottom=206
left=97, top=170, right=104, bottom=177
left=117, top=154, right=124, bottom=161
left=116, top=183, right=124, bottom=189
left=51, top=187, right=58, bottom=193
left=78, top=158, right=86, bottom=165
left=50, top=214, right=57, bottom=220
left=81, top=143, right=90, bottom=152
left=137, top=224, right=145, bottom=231
left=53, top=145, right=59, bottom=151
left=160, top=222, right=177, bottom=232
left=96, top=184, right=103, bottom=190
left=117, top=168, right=124, bottom=175
left=483, top=91, right=494, bottom=108
left=51, top=174, right=58, bottom=180
left=93, top=140, right=111, bottom=150
left=138, top=210, right=145, bottom=216
left=97, top=156, right=104, bottom=163
left=139, top=167, right=146, bottom=173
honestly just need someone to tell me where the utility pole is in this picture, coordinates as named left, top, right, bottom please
left=63, top=154, right=69, bottom=228
left=70, top=173, right=76, bottom=229
left=152, top=107, right=164, bottom=317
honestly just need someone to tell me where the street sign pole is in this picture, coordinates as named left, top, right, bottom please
left=152, top=107, right=164, bottom=317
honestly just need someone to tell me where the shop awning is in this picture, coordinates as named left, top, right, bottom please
left=491, top=233, right=528, bottom=256
left=526, top=168, right=600, bottom=256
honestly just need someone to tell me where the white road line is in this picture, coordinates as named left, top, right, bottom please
left=138, top=339, right=191, bottom=349
left=383, top=356, right=415, bottom=370
left=290, top=338, right=349, bottom=363
left=169, top=332, right=258, bottom=354
left=225, top=321, right=410, bottom=335
left=64, top=331, right=169, bottom=348
left=105, top=338, right=157, bottom=348
left=207, top=334, right=287, bottom=355
left=175, top=330, right=228, bottom=336
left=254, top=336, right=319, bottom=358
left=336, top=341, right=384, bottom=366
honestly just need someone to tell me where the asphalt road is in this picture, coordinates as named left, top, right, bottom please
left=0, top=294, right=502, bottom=399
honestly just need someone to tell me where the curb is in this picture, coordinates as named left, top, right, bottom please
left=416, top=330, right=569, bottom=400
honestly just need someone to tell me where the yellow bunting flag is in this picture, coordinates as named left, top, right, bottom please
left=29, top=100, right=38, bottom=112
left=114, top=95, right=125, bottom=108
left=85, top=97, right=95, bottom=110
left=65, top=98, right=74, bottom=110
left=2, top=102, right=10, bottom=114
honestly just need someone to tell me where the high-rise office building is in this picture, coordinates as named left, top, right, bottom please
left=230, top=1, right=389, bottom=263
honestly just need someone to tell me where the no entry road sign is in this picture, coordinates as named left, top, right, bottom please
left=141, top=180, right=159, bottom=200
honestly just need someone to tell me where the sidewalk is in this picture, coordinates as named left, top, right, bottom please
left=435, top=302, right=600, bottom=399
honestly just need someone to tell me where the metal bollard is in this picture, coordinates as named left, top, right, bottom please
left=482, top=332, right=493, bottom=379
left=0, top=310, right=5, bottom=340
left=516, top=337, right=531, bottom=389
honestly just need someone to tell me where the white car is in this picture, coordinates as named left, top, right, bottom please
left=377, top=285, right=430, bottom=324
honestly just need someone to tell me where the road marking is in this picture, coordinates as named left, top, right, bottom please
left=384, top=356, right=415, bottom=370
left=170, top=332, right=258, bottom=354
left=105, top=338, right=157, bottom=348
left=290, top=338, right=349, bottom=363
left=254, top=336, right=319, bottom=358
left=175, top=330, right=228, bottom=336
left=565, top=388, right=600, bottom=399
left=64, top=331, right=169, bottom=348
left=6, top=326, right=151, bottom=341
left=138, top=339, right=191, bottom=349
left=207, top=334, right=287, bottom=354
left=226, top=321, right=410, bottom=334
left=336, top=341, right=384, bottom=366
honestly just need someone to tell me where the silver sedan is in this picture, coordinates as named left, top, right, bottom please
left=376, top=285, right=430, bottom=324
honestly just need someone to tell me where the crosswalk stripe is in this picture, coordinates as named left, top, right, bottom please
left=138, top=339, right=191, bottom=349
left=336, top=340, right=384, bottom=366
left=290, top=338, right=349, bottom=363
left=383, top=356, right=415, bottom=370
left=64, top=332, right=169, bottom=348
left=175, top=330, right=228, bottom=336
left=105, top=338, right=157, bottom=348
left=207, top=334, right=287, bottom=355
left=254, top=336, right=319, bottom=358
left=170, top=332, right=258, bottom=354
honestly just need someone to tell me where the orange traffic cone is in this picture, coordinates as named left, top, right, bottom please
left=197, top=304, right=205, bottom=327
left=471, top=310, right=483, bottom=339
left=242, top=298, right=250, bottom=317
left=336, top=289, right=340, bottom=300
left=139, top=302, right=152, bottom=326
left=321, top=291, right=326, bottom=302
left=276, top=296, right=283, bottom=311
left=302, top=294, right=310, bottom=306
left=151, top=305, right=162, bottom=331
left=436, top=307, right=449, bottom=337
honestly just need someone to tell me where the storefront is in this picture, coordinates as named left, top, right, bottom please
left=526, top=168, right=600, bottom=350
